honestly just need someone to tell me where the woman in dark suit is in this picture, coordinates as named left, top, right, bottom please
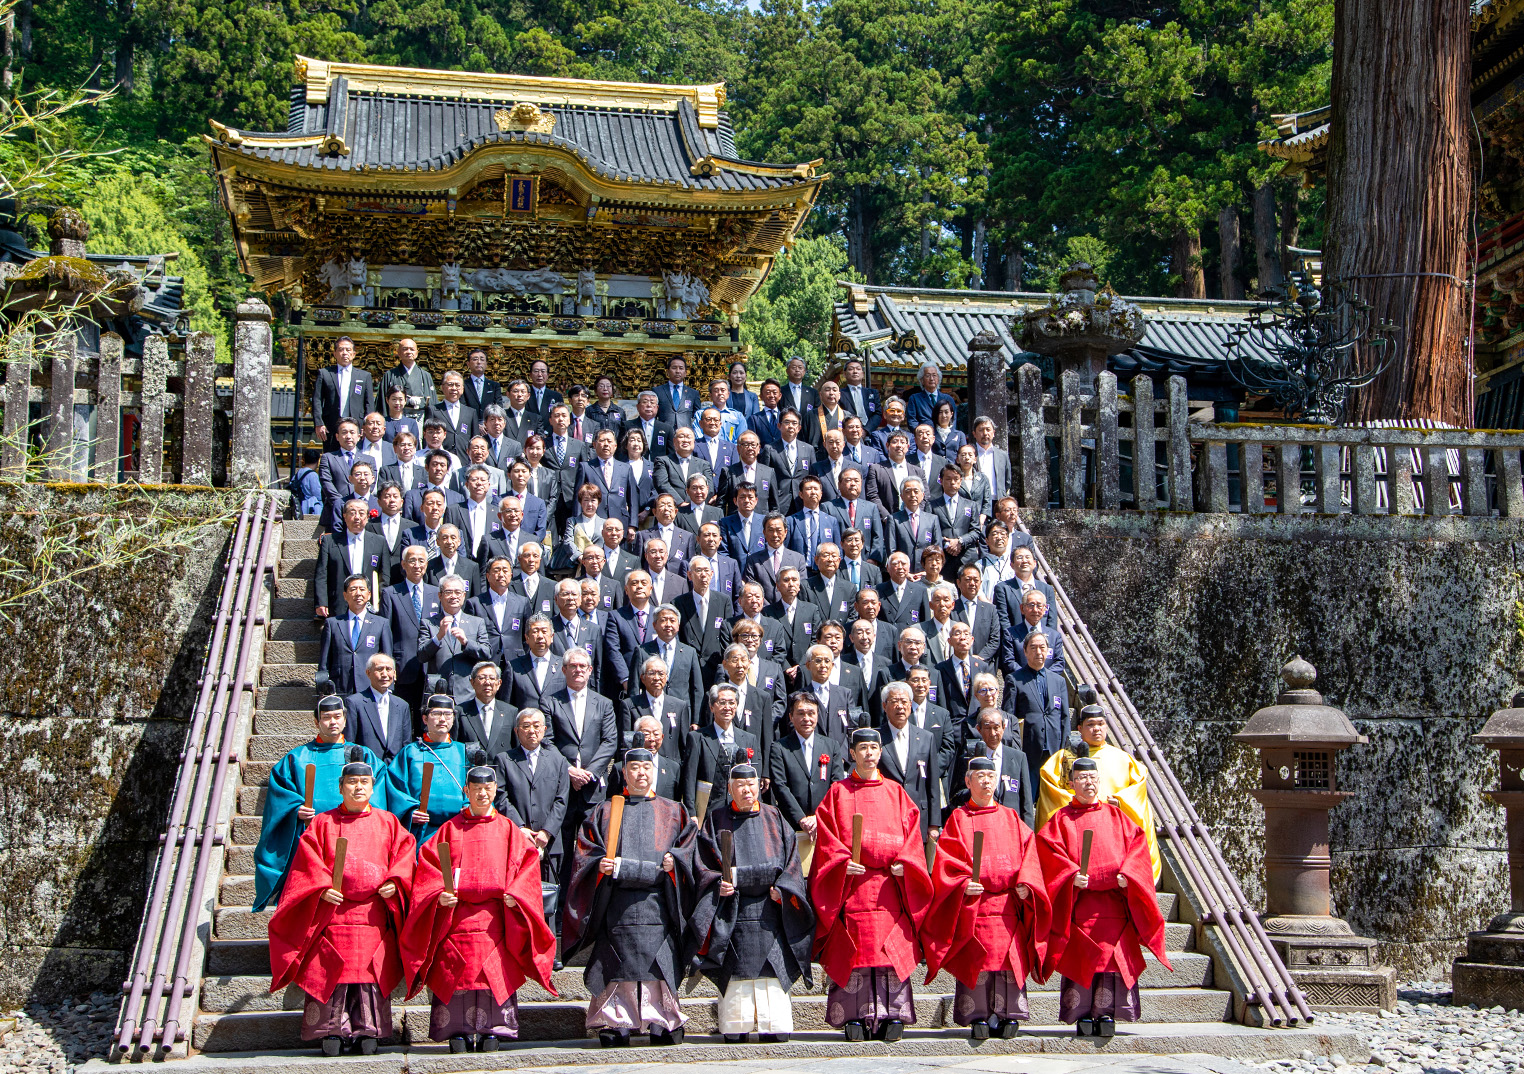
left=932, top=399, right=968, bottom=458
left=587, top=375, right=626, bottom=437
left=621, top=426, right=658, bottom=529
left=955, top=442, right=993, bottom=525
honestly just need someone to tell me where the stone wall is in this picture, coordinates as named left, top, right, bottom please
left=1025, top=510, right=1524, bottom=982
left=0, top=484, right=239, bottom=1007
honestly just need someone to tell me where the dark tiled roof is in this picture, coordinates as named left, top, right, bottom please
left=833, top=284, right=1272, bottom=402
left=227, top=76, right=808, bottom=193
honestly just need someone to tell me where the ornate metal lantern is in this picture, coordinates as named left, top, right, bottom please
left=1223, top=273, right=1398, bottom=426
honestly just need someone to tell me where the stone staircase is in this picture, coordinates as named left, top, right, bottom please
left=190, top=519, right=1236, bottom=1054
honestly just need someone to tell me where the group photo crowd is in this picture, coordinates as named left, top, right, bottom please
left=265, top=338, right=1168, bottom=1057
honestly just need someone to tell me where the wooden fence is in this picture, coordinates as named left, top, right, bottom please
left=1010, top=364, right=1524, bottom=517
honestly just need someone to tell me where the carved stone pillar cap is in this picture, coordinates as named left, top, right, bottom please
left=1234, top=655, right=1367, bottom=749
left=967, top=329, right=1003, bottom=353
left=236, top=297, right=274, bottom=322
left=1473, top=697, right=1524, bottom=749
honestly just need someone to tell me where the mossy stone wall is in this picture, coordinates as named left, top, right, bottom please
left=0, top=484, right=238, bottom=1007
left=1026, top=510, right=1524, bottom=981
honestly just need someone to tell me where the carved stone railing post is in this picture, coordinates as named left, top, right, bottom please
left=232, top=298, right=273, bottom=488
left=1166, top=375, right=1191, bottom=510
left=1059, top=369, right=1084, bottom=507
left=94, top=332, right=123, bottom=483
left=139, top=334, right=169, bottom=484
left=1235, top=657, right=1396, bottom=1011
left=181, top=331, right=216, bottom=486
left=966, top=329, right=1007, bottom=446
left=1132, top=375, right=1156, bottom=510
left=3, top=330, right=32, bottom=478
left=1095, top=371, right=1120, bottom=509
left=1015, top=361, right=1047, bottom=509
left=46, top=332, right=78, bottom=481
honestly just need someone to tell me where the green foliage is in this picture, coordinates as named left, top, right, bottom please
left=740, top=235, right=860, bottom=381
left=78, top=170, right=230, bottom=360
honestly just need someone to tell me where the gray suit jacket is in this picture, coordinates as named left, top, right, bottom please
left=417, top=609, right=491, bottom=701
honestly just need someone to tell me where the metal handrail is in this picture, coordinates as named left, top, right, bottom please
left=114, top=492, right=277, bottom=1058
left=1020, top=520, right=1313, bottom=1027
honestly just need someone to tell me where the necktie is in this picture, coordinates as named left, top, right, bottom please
left=962, top=659, right=971, bottom=693
left=529, top=748, right=537, bottom=776
left=771, top=549, right=780, bottom=574
left=849, top=501, right=857, bottom=525
left=603, top=460, right=612, bottom=485
left=849, top=560, right=859, bottom=588
left=411, top=584, right=422, bottom=620
left=672, top=384, right=681, bottom=410
left=426, top=528, right=438, bottom=556
left=343, top=450, right=353, bottom=468
left=555, top=437, right=565, bottom=464
left=350, top=616, right=361, bottom=649
left=573, top=416, right=582, bottom=438
left=911, top=512, right=920, bottom=540
left=636, top=609, right=647, bottom=643
left=851, top=446, right=861, bottom=463
left=807, top=511, right=815, bottom=550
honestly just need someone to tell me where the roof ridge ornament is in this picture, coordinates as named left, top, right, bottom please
left=494, top=102, right=556, bottom=135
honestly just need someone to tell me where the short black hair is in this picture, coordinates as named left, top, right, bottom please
left=301, top=448, right=320, bottom=464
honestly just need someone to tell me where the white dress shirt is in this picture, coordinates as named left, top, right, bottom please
left=346, top=530, right=366, bottom=576
left=569, top=687, right=588, bottom=738
left=891, top=722, right=910, bottom=771
left=373, top=688, right=391, bottom=741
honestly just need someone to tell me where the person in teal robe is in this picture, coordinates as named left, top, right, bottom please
left=384, top=693, right=473, bottom=844
left=252, top=695, right=387, bottom=911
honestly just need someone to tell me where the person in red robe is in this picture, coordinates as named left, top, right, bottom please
left=268, top=747, right=415, bottom=1057
left=809, top=726, right=933, bottom=1042
left=399, top=754, right=558, bottom=1053
left=1036, top=756, right=1170, bottom=1037
left=923, top=756, right=1052, bottom=1040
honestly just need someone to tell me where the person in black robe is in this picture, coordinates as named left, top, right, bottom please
left=562, top=748, right=699, bottom=1047
left=684, top=764, right=814, bottom=1043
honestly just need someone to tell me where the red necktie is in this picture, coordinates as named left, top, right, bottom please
left=849, top=501, right=857, bottom=525
left=573, top=416, right=582, bottom=438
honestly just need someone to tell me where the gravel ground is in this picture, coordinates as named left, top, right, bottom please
left=0, top=992, right=117, bottom=1074
left=1250, top=982, right=1522, bottom=1074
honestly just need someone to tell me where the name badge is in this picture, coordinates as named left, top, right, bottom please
left=429, top=600, right=440, bottom=611
left=511, top=617, right=521, bottom=630
left=459, top=421, right=468, bottom=432
left=761, top=481, right=770, bottom=492
left=928, top=685, right=938, bottom=703
left=540, top=599, right=552, bottom=613
left=682, top=399, right=693, bottom=410
left=656, top=434, right=666, bottom=447
left=803, top=622, right=813, bottom=635
left=917, top=759, right=927, bottom=778
left=354, top=384, right=364, bottom=395
left=364, top=635, right=376, bottom=648
left=765, top=639, right=775, bottom=653
left=764, top=676, right=776, bottom=688
left=1005, top=775, right=1017, bottom=791
left=1053, top=695, right=1063, bottom=709
left=714, top=616, right=724, bottom=630
left=369, top=554, right=380, bottom=567
left=910, top=610, right=920, bottom=622
left=603, top=595, right=613, bottom=608
left=868, top=400, right=877, bottom=414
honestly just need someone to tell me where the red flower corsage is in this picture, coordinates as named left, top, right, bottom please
left=746, top=747, right=754, bottom=759
left=368, top=507, right=380, bottom=520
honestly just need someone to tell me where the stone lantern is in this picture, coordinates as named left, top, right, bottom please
left=1452, top=693, right=1524, bottom=1008
left=1233, top=656, right=1396, bottom=1011
left=1015, top=262, right=1145, bottom=393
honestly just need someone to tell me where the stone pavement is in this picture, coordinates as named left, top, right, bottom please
left=465, top=1052, right=1268, bottom=1074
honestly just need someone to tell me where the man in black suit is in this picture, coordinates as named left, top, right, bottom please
left=493, top=707, right=570, bottom=906
left=828, top=467, right=885, bottom=567
left=674, top=558, right=729, bottom=680
left=865, top=430, right=925, bottom=518
left=544, top=402, right=589, bottom=527
left=841, top=415, right=884, bottom=470
left=768, top=691, right=848, bottom=833
left=425, top=523, right=482, bottom=598
left=886, top=475, right=943, bottom=562
left=803, top=541, right=854, bottom=623
left=653, top=426, right=715, bottom=505
left=314, top=498, right=392, bottom=617
left=506, top=614, right=565, bottom=713
left=344, top=652, right=412, bottom=762
left=799, top=643, right=860, bottom=743
left=618, top=655, right=692, bottom=747
left=948, top=707, right=1035, bottom=828
left=426, top=370, right=479, bottom=459
left=455, top=661, right=520, bottom=758
left=550, top=578, right=601, bottom=683
left=317, top=419, right=364, bottom=530
left=602, top=569, right=658, bottom=693
left=877, top=681, right=942, bottom=839
left=621, top=391, right=676, bottom=460
left=636, top=604, right=705, bottom=724
left=904, top=662, right=958, bottom=799
left=1005, top=587, right=1067, bottom=677
left=763, top=408, right=816, bottom=516
left=466, top=555, right=530, bottom=675
left=743, top=513, right=807, bottom=606
left=317, top=575, right=393, bottom=697
left=1009, top=631, right=1068, bottom=796
left=930, top=465, right=982, bottom=578
left=766, top=565, right=823, bottom=668
left=501, top=379, right=542, bottom=442
left=525, top=356, right=564, bottom=422
left=808, top=427, right=854, bottom=503
left=380, top=430, right=427, bottom=497
left=462, top=347, right=503, bottom=416
left=368, top=481, right=410, bottom=583
left=719, top=482, right=770, bottom=566
left=310, top=337, right=374, bottom=450
left=545, top=647, right=619, bottom=879
left=693, top=406, right=739, bottom=477
left=417, top=575, right=491, bottom=702
left=381, top=545, right=439, bottom=716
left=952, top=567, right=1003, bottom=665
left=838, top=357, right=882, bottom=432
left=936, top=620, right=998, bottom=721
left=654, top=353, right=703, bottom=429
left=971, top=416, right=1014, bottom=500
left=692, top=528, right=743, bottom=617
left=681, top=682, right=760, bottom=819
left=402, top=452, right=468, bottom=523
left=780, top=357, right=819, bottom=418
left=876, top=551, right=931, bottom=629
left=579, top=544, right=625, bottom=612
left=719, top=431, right=780, bottom=514
left=675, top=474, right=724, bottom=536
left=724, top=582, right=790, bottom=668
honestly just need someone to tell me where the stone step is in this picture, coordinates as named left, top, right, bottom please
left=263, top=640, right=321, bottom=665
left=269, top=619, right=320, bottom=641
left=284, top=538, right=321, bottom=559
left=248, top=734, right=312, bottom=762
left=220, top=875, right=257, bottom=906
left=193, top=988, right=1233, bottom=1052
left=281, top=559, right=317, bottom=580
left=275, top=576, right=314, bottom=600
left=261, top=663, right=318, bottom=687
left=238, top=787, right=268, bottom=814
left=225, top=844, right=258, bottom=874
left=287, top=521, right=329, bottom=540
left=255, top=709, right=316, bottom=737
left=206, top=939, right=269, bottom=977
left=231, top=816, right=263, bottom=844
left=201, top=953, right=1210, bottom=1015
left=271, top=597, right=317, bottom=621
left=259, top=685, right=318, bottom=710
left=211, top=905, right=1194, bottom=953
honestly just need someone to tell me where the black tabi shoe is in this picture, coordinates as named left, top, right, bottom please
left=999, top=1018, right=1021, bottom=1038
left=723, top=1034, right=746, bottom=1044
left=1076, top=1017, right=1095, bottom=1037
left=597, top=1029, right=629, bottom=1048
left=969, top=1019, right=990, bottom=1041
left=478, top=1034, right=500, bottom=1052
left=320, top=1036, right=342, bottom=1058
left=355, top=1037, right=377, bottom=1056
left=448, top=1035, right=470, bottom=1053
left=843, top=1020, right=866, bottom=1042
left=652, top=1027, right=683, bottom=1046
left=760, top=1033, right=789, bottom=1043
left=1097, top=1016, right=1116, bottom=1038
left=881, top=1019, right=905, bottom=1043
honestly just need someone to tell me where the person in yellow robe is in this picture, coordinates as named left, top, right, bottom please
left=1037, top=704, right=1160, bottom=880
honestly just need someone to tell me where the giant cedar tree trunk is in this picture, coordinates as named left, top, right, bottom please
left=1219, top=206, right=1246, bottom=300
left=1002, top=234, right=1022, bottom=291
left=1253, top=184, right=1285, bottom=295
left=1279, top=184, right=1301, bottom=278
left=1326, top=0, right=1472, bottom=424
left=1172, top=227, right=1205, bottom=298
left=847, top=185, right=877, bottom=284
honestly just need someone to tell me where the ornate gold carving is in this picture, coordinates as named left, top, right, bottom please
left=495, top=102, right=556, bottom=134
